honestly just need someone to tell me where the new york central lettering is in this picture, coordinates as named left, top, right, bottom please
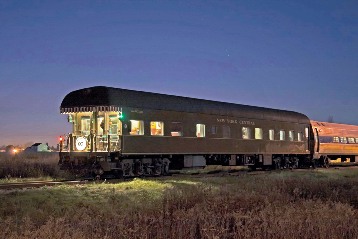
left=216, top=118, right=238, bottom=124
left=216, top=118, right=255, bottom=125
left=239, top=120, right=255, bottom=126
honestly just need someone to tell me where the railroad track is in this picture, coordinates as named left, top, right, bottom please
left=1, top=164, right=356, bottom=190
left=0, top=180, right=87, bottom=190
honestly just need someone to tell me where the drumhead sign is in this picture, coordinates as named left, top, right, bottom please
left=75, top=137, right=87, bottom=151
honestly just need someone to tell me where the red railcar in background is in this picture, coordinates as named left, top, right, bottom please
left=311, top=120, right=358, bottom=165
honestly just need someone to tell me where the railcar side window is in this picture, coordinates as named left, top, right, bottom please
left=355, top=138, right=358, bottom=143
left=279, top=130, right=285, bottom=141
left=289, top=131, right=294, bottom=141
left=211, top=125, right=218, bottom=135
left=130, top=120, right=144, bottom=135
left=340, top=137, right=347, bottom=143
left=81, top=116, right=91, bottom=136
left=297, top=132, right=303, bottom=141
left=255, top=128, right=263, bottom=139
left=196, top=124, right=205, bottom=137
left=305, top=127, right=309, bottom=138
left=151, top=121, right=164, bottom=136
left=269, top=129, right=274, bottom=140
left=223, top=125, right=231, bottom=138
left=333, top=137, right=339, bottom=143
left=242, top=127, right=251, bottom=139
left=348, top=138, right=355, bottom=143
left=170, top=122, right=183, bottom=136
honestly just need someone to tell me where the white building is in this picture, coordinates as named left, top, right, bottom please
left=24, top=143, right=51, bottom=152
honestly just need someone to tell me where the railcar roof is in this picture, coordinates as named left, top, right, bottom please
left=61, top=86, right=309, bottom=123
left=311, top=120, right=358, bottom=135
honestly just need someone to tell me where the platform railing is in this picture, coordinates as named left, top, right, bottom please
left=61, top=133, right=120, bottom=153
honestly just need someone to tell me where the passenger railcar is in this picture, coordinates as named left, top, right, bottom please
left=59, top=86, right=313, bottom=176
left=311, top=120, right=358, bottom=166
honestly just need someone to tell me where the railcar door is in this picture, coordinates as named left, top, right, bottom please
left=308, top=126, right=315, bottom=155
left=314, top=128, right=320, bottom=153
left=108, top=114, right=122, bottom=151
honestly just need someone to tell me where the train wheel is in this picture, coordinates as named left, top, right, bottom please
left=311, top=159, right=316, bottom=169
left=282, top=157, right=290, bottom=169
left=323, top=156, right=330, bottom=168
left=134, top=159, right=144, bottom=176
left=154, top=159, right=162, bottom=176
left=162, top=158, right=170, bottom=175
left=121, top=161, right=134, bottom=177
left=272, top=158, right=280, bottom=170
left=143, top=163, right=152, bottom=175
left=290, top=157, right=299, bottom=169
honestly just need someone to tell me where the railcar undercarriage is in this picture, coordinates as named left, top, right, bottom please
left=59, top=151, right=321, bottom=179
left=57, top=153, right=320, bottom=178
left=205, top=153, right=316, bottom=170
left=59, top=152, right=170, bottom=178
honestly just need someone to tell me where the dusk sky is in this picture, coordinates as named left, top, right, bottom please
left=0, top=0, right=357, bottom=147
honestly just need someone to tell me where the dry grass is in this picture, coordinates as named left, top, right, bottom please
left=0, top=169, right=357, bottom=238
left=0, top=152, right=67, bottom=181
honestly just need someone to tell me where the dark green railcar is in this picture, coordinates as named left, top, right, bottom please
left=59, top=86, right=313, bottom=176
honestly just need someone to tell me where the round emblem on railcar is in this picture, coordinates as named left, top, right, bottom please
left=75, top=137, right=87, bottom=151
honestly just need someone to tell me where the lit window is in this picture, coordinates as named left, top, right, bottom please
left=355, top=138, right=358, bottom=144
left=348, top=138, right=355, bottom=143
left=255, top=128, right=263, bottom=139
left=170, top=122, right=183, bottom=136
left=269, top=129, right=274, bottom=140
left=81, top=116, right=91, bottom=136
left=223, top=125, right=231, bottom=138
left=280, top=130, right=285, bottom=141
left=289, top=131, right=294, bottom=141
left=298, top=132, right=303, bottom=141
left=196, top=124, right=205, bottom=137
left=151, top=121, right=164, bottom=136
left=242, top=127, right=251, bottom=139
left=340, top=137, right=347, bottom=143
left=130, top=120, right=144, bottom=135
left=305, top=127, right=309, bottom=138
left=333, top=137, right=339, bottom=143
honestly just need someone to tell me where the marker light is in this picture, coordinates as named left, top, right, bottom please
left=118, top=107, right=124, bottom=120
